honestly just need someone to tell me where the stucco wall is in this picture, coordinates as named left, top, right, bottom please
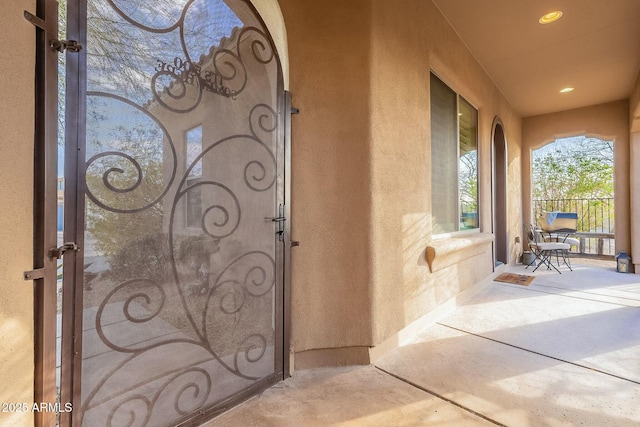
left=279, top=0, right=523, bottom=361
left=628, top=71, right=640, bottom=271
left=278, top=0, right=375, bottom=354
left=368, top=0, right=522, bottom=344
left=522, top=100, right=631, bottom=255
left=0, top=1, right=35, bottom=426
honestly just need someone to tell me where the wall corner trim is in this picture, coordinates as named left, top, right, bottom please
left=294, top=346, right=371, bottom=370
left=426, top=233, right=495, bottom=272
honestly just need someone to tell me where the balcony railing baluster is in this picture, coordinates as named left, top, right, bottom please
left=533, top=198, right=615, bottom=259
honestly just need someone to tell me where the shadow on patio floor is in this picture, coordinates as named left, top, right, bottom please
left=202, top=265, right=640, bottom=427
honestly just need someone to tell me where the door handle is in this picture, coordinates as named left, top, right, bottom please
left=268, top=216, right=286, bottom=241
left=266, top=204, right=287, bottom=241
left=48, top=242, right=78, bottom=260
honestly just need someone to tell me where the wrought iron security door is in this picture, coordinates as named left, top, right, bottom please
left=62, top=0, right=286, bottom=425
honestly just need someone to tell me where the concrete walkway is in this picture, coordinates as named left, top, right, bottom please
left=202, top=262, right=640, bottom=427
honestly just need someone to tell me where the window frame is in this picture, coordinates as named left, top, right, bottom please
left=185, top=125, right=204, bottom=230
left=429, top=71, right=480, bottom=237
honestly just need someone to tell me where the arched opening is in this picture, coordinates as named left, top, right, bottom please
left=531, top=136, right=615, bottom=261
left=492, top=119, right=508, bottom=266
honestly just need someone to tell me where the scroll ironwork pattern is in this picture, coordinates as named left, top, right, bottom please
left=78, top=0, right=282, bottom=425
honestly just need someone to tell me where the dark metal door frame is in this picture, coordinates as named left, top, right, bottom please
left=31, top=0, right=61, bottom=426
left=47, top=1, right=292, bottom=425
left=60, top=0, right=87, bottom=425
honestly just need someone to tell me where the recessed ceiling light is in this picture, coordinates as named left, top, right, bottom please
left=539, top=11, right=563, bottom=24
left=559, top=87, right=574, bottom=93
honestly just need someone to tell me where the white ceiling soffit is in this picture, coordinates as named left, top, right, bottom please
left=431, top=0, right=640, bottom=117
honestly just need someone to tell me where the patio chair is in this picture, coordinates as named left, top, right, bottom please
left=538, top=212, right=579, bottom=269
left=525, top=224, right=572, bottom=273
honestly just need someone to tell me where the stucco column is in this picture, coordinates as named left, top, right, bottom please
left=0, top=1, right=36, bottom=426
left=630, top=131, right=640, bottom=273
left=521, top=145, right=532, bottom=227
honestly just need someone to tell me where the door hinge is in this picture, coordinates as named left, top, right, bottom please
left=24, top=11, right=80, bottom=54
left=50, top=39, right=83, bottom=53
left=48, top=242, right=79, bottom=260
left=23, top=10, right=46, bottom=30
left=23, top=268, right=45, bottom=281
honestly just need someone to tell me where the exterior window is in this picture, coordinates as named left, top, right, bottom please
left=186, top=126, right=203, bottom=228
left=430, top=73, right=478, bottom=234
left=186, top=125, right=203, bottom=178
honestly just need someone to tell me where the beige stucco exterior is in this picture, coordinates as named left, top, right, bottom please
left=279, top=0, right=522, bottom=365
left=367, top=0, right=523, bottom=348
left=0, top=1, right=36, bottom=426
left=630, top=72, right=640, bottom=272
left=279, top=0, right=376, bottom=365
left=2, top=0, right=640, bottom=423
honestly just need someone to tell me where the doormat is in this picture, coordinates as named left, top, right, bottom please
left=494, top=273, right=534, bottom=286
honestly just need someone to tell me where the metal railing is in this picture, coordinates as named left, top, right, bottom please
left=533, top=198, right=615, bottom=258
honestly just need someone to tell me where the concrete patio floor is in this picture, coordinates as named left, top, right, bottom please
left=202, top=261, right=640, bottom=427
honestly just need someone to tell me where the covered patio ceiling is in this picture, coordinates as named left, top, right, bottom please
left=431, top=0, right=640, bottom=118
